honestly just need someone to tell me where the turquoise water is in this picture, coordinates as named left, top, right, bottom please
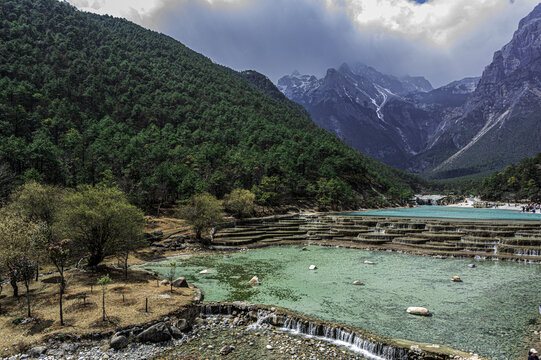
left=144, top=246, right=541, bottom=359
left=345, top=206, right=541, bottom=221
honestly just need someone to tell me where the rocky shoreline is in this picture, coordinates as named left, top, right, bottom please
left=2, top=302, right=488, bottom=360
left=1, top=309, right=364, bottom=360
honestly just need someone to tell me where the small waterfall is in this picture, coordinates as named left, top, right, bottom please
left=515, top=249, right=541, bottom=257
left=247, top=310, right=276, bottom=330
left=308, top=322, right=319, bottom=336
left=200, top=304, right=213, bottom=315
left=201, top=304, right=233, bottom=316
left=200, top=303, right=417, bottom=360
left=493, top=245, right=498, bottom=255
left=280, top=317, right=407, bottom=360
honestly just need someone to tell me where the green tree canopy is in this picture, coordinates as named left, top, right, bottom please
left=0, top=0, right=423, bottom=209
left=178, top=193, right=223, bottom=242
left=223, top=188, right=255, bottom=218
left=58, top=185, right=145, bottom=267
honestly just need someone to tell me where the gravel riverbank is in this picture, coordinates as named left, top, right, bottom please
left=154, top=314, right=365, bottom=360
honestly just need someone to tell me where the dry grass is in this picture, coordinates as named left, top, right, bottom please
left=145, top=216, right=191, bottom=237
left=0, top=266, right=197, bottom=357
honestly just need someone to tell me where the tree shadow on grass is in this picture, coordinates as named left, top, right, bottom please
left=26, top=319, right=54, bottom=336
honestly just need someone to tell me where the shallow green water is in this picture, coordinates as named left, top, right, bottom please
left=345, top=205, right=541, bottom=220
left=144, top=246, right=541, bottom=359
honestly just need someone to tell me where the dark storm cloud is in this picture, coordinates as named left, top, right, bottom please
left=66, top=0, right=539, bottom=87
left=151, top=0, right=536, bottom=87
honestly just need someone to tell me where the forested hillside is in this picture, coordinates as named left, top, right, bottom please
left=478, top=153, right=541, bottom=202
left=0, top=0, right=420, bottom=208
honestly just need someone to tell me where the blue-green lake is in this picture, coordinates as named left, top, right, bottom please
left=144, top=246, right=541, bottom=359
left=345, top=206, right=541, bottom=221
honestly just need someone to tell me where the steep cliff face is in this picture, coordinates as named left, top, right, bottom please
left=420, top=4, right=541, bottom=178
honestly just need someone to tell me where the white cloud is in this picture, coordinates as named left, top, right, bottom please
left=325, top=0, right=538, bottom=46
left=64, top=0, right=166, bottom=28
left=64, top=0, right=243, bottom=28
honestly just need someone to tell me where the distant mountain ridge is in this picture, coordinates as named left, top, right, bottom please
left=277, top=63, right=477, bottom=170
left=279, top=3, right=541, bottom=179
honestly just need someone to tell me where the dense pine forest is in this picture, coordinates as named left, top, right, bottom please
left=0, top=0, right=423, bottom=209
left=477, top=153, right=541, bottom=202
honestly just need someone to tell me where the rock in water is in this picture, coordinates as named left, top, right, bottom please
left=136, top=322, right=172, bottom=343
left=406, top=307, right=431, bottom=316
left=451, top=276, right=463, bottom=282
left=468, top=264, right=476, bottom=268
left=172, top=277, right=188, bottom=288
left=249, top=276, right=260, bottom=286
left=309, top=265, right=317, bottom=270
left=353, top=281, right=364, bottom=285
left=301, top=247, right=308, bottom=251
left=364, top=261, right=375, bottom=265
left=110, top=333, right=128, bottom=349
left=199, top=269, right=210, bottom=274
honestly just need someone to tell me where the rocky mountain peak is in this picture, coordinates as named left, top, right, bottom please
left=419, top=3, right=541, bottom=178
left=479, top=3, right=541, bottom=87
left=518, top=2, right=541, bottom=29
left=338, top=62, right=353, bottom=74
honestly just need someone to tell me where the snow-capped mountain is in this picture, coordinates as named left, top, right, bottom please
left=277, top=62, right=473, bottom=169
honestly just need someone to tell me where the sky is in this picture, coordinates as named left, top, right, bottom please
left=64, top=0, right=539, bottom=87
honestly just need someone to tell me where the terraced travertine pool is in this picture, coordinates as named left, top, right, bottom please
left=145, top=246, right=541, bottom=360
left=347, top=205, right=541, bottom=221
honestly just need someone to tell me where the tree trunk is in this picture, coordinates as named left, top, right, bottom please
left=10, top=277, right=18, bottom=297
left=59, top=272, right=64, bottom=326
left=123, top=253, right=129, bottom=280
left=35, top=263, right=39, bottom=281
left=88, top=250, right=104, bottom=268
left=102, top=289, right=105, bottom=321
left=25, top=281, right=31, bottom=318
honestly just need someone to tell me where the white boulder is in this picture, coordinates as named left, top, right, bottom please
left=309, top=265, right=317, bottom=270
left=248, top=276, right=260, bottom=286
left=406, top=307, right=430, bottom=316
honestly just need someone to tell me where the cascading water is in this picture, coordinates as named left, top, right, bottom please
left=279, top=316, right=407, bottom=360
left=247, top=309, right=276, bottom=330
left=515, top=249, right=541, bottom=257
